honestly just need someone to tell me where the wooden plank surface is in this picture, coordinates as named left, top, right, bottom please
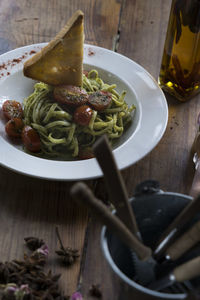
left=0, top=0, right=200, bottom=299
left=0, top=0, right=122, bottom=298
left=118, top=0, right=199, bottom=196
left=81, top=1, right=200, bottom=299
left=0, top=0, right=121, bottom=51
left=0, top=166, right=89, bottom=297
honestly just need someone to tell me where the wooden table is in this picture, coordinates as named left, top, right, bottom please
left=0, top=0, right=199, bottom=299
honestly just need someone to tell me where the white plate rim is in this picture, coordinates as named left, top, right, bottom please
left=0, top=43, right=168, bottom=181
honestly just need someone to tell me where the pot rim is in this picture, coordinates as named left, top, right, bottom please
left=100, top=191, right=193, bottom=299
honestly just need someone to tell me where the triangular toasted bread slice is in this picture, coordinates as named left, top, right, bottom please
left=23, top=10, right=84, bottom=86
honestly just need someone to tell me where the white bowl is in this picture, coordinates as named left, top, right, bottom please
left=0, top=43, right=168, bottom=180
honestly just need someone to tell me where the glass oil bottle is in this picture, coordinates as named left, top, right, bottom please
left=159, top=0, right=200, bottom=101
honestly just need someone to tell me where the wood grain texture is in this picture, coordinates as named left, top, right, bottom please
left=0, top=166, right=89, bottom=296
left=80, top=218, right=122, bottom=300
left=118, top=0, right=171, bottom=77
left=0, top=0, right=122, bottom=298
left=117, top=0, right=200, bottom=196
left=81, top=1, right=200, bottom=299
left=0, top=0, right=121, bottom=50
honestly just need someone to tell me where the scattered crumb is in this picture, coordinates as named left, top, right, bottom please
left=89, top=284, right=102, bottom=298
left=0, top=48, right=40, bottom=79
left=29, top=50, right=37, bottom=55
left=88, top=48, right=95, bottom=56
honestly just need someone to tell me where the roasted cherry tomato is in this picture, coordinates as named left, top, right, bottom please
left=2, top=100, right=23, bottom=120
left=22, top=125, right=41, bottom=153
left=54, top=85, right=88, bottom=107
left=88, top=91, right=112, bottom=111
left=74, top=105, right=93, bottom=126
left=5, top=118, right=24, bottom=138
left=78, top=147, right=94, bottom=160
left=83, top=70, right=89, bottom=77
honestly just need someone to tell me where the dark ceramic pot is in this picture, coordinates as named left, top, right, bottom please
left=101, top=181, right=200, bottom=300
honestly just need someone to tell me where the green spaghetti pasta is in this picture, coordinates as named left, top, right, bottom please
left=23, top=69, right=135, bottom=159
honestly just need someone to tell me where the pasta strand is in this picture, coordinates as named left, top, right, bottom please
left=23, top=70, right=135, bottom=159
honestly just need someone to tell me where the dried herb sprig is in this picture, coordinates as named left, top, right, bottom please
left=55, top=227, right=80, bottom=266
left=24, top=237, right=44, bottom=251
left=0, top=239, right=69, bottom=299
left=174, top=0, right=200, bottom=44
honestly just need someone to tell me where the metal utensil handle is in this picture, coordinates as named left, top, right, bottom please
left=190, top=163, right=200, bottom=198
left=149, top=256, right=200, bottom=291
left=154, top=193, right=200, bottom=258
left=167, top=220, right=200, bottom=261
left=93, top=135, right=139, bottom=236
left=70, top=182, right=152, bottom=261
left=174, top=256, right=200, bottom=282
left=147, top=274, right=174, bottom=291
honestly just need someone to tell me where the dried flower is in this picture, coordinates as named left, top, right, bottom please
left=0, top=238, right=69, bottom=299
left=4, top=284, right=17, bottom=294
left=24, top=237, right=44, bottom=251
left=26, top=243, right=49, bottom=268
left=1, top=283, right=30, bottom=300
left=55, top=247, right=79, bottom=266
left=70, top=291, right=83, bottom=300
left=89, top=284, right=102, bottom=298
left=55, top=227, right=80, bottom=266
left=36, top=244, right=49, bottom=257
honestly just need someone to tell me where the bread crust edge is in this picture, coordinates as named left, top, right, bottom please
left=23, top=10, right=84, bottom=79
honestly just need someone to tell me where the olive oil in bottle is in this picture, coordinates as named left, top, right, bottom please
left=159, top=0, right=200, bottom=101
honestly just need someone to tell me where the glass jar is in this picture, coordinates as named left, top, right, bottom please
left=159, top=0, right=200, bottom=101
